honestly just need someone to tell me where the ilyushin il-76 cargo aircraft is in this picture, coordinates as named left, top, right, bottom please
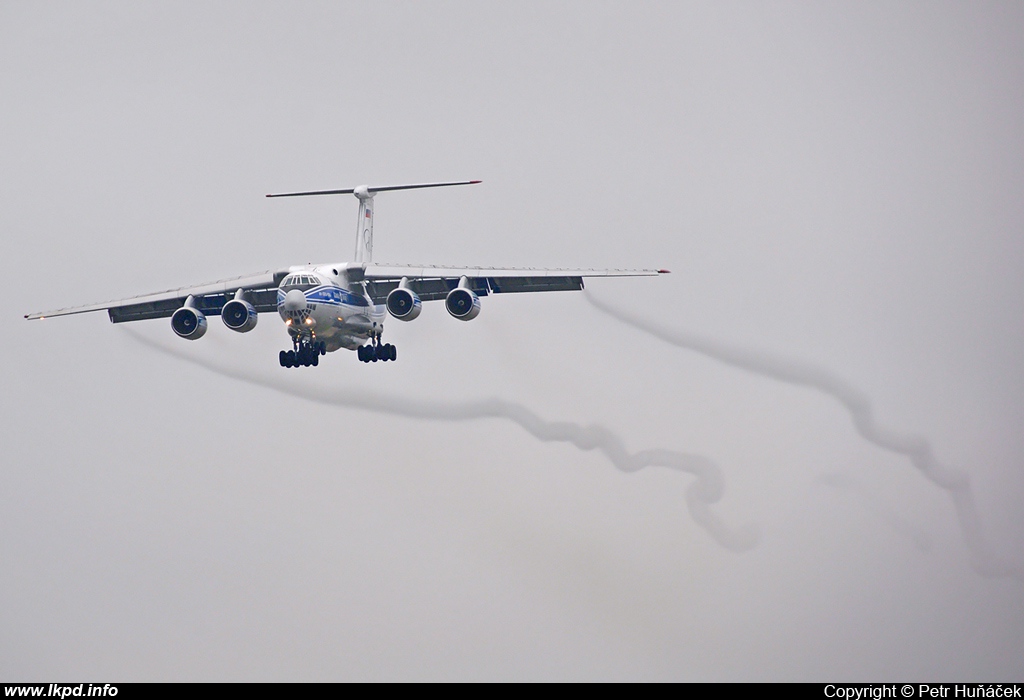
left=26, top=181, right=668, bottom=367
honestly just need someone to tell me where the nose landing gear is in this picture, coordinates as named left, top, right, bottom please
left=280, top=338, right=326, bottom=368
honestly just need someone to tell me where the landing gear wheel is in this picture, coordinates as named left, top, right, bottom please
left=311, top=353, right=319, bottom=366
left=359, top=341, right=395, bottom=363
left=279, top=350, right=287, bottom=367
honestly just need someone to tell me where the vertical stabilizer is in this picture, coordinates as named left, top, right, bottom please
left=353, top=185, right=374, bottom=263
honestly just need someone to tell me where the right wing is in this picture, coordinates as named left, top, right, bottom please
left=24, top=269, right=291, bottom=323
left=355, top=264, right=668, bottom=303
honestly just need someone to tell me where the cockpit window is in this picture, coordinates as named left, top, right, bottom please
left=280, top=274, right=319, bottom=292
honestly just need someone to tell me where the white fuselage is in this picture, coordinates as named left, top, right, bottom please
left=276, top=265, right=385, bottom=351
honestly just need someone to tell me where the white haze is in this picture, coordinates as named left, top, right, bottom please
left=2, top=1, right=1023, bottom=681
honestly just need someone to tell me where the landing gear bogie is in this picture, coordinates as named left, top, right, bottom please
left=279, top=338, right=326, bottom=368
left=358, top=340, right=396, bottom=363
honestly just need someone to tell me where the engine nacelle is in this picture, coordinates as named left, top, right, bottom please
left=445, top=287, right=481, bottom=321
left=221, top=299, right=258, bottom=333
left=386, top=287, right=422, bottom=321
left=170, top=306, right=208, bottom=340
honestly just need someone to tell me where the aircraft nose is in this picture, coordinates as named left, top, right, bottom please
left=283, top=289, right=307, bottom=312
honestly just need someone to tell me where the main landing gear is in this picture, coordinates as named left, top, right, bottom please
left=280, top=339, right=326, bottom=368
left=358, top=339, right=396, bottom=363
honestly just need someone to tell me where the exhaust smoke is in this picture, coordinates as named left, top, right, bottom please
left=122, top=328, right=759, bottom=553
left=584, top=291, right=1021, bottom=580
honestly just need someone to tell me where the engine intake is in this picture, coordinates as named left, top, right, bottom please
left=445, top=287, right=481, bottom=321
left=171, top=306, right=208, bottom=339
left=386, top=287, right=422, bottom=321
left=221, top=299, right=258, bottom=332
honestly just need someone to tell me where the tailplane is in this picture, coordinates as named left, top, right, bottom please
left=267, top=180, right=482, bottom=264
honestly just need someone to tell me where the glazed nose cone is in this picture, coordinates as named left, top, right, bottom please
left=283, top=289, right=307, bottom=312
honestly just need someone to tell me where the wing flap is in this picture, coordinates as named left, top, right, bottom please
left=487, top=275, right=584, bottom=294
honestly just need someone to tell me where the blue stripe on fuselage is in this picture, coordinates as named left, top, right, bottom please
left=276, top=285, right=369, bottom=308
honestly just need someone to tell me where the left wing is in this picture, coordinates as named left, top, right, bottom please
left=353, top=264, right=669, bottom=303
left=25, top=269, right=291, bottom=323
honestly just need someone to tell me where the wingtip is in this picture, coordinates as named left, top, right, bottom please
left=658, top=269, right=671, bottom=274
left=469, top=180, right=482, bottom=184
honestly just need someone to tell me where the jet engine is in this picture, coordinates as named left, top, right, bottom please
left=445, top=287, right=481, bottom=321
left=221, top=299, right=258, bottom=333
left=170, top=306, right=208, bottom=339
left=386, top=287, right=422, bottom=321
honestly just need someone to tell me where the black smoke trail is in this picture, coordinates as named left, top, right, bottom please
left=122, top=328, right=759, bottom=552
left=585, top=291, right=1020, bottom=579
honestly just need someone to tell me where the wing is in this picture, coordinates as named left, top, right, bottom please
left=354, top=264, right=669, bottom=303
left=25, top=269, right=291, bottom=323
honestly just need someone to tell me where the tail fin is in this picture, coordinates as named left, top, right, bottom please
left=267, top=180, right=481, bottom=264
left=354, top=187, right=374, bottom=264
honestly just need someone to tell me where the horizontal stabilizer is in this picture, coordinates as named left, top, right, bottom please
left=266, top=180, right=482, bottom=198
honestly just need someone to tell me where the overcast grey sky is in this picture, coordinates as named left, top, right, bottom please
left=2, top=1, right=1022, bottom=681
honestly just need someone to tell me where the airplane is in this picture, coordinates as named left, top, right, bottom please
left=25, top=180, right=668, bottom=367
